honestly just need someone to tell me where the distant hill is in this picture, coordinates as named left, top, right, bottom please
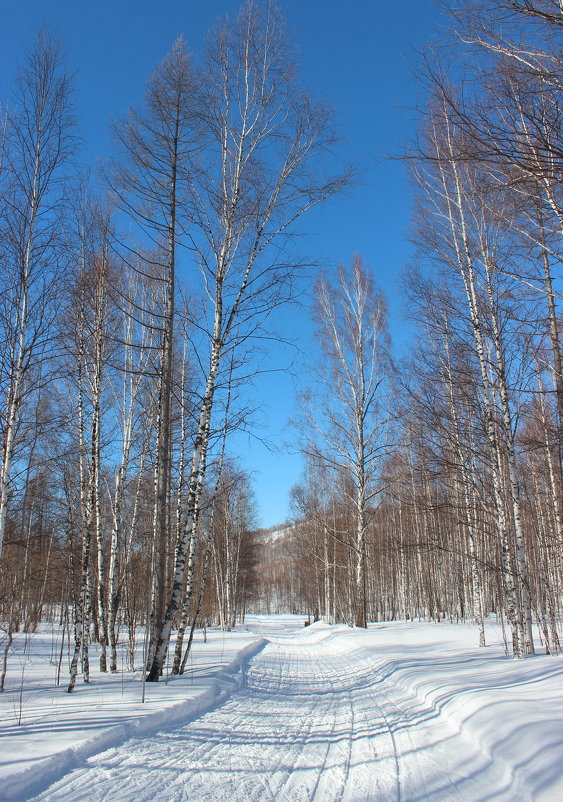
left=250, top=523, right=299, bottom=614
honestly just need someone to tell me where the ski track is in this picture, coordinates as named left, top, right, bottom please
left=29, top=628, right=528, bottom=802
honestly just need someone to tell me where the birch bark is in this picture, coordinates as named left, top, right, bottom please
left=0, top=34, right=74, bottom=559
left=146, top=2, right=350, bottom=679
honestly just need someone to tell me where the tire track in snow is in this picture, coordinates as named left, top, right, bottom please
left=260, top=642, right=345, bottom=802
left=29, top=629, right=434, bottom=802
left=360, top=683, right=402, bottom=802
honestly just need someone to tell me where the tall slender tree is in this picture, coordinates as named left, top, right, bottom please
left=298, top=257, right=392, bottom=627
left=106, top=38, right=198, bottom=665
left=0, top=32, right=75, bottom=560
left=146, top=0, right=350, bottom=680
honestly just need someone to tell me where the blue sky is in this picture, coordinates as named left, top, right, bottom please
left=1, top=1, right=445, bottom=527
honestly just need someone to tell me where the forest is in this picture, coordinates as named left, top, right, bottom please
left=1, top=0, right=562, bottom=702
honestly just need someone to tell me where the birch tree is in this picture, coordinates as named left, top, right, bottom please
left=411, top=92, right=537, bottom=655
left=106, top=260, right=157, bottom=672
left=146, top=0, right=350, bottom=680
left=0, top=32, right=75, bottom=560
left=211, top=463, right=257, bottom=630
left=106, top=38, right=198, bottom=665
left=66, top=196, right=115, bottom=687
left=445, top=1, right=563, bottom=474
left=298, top=257, right=392, bottom=627
left=291, top=459, right=337, bottom=624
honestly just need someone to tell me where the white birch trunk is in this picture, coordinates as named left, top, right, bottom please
left=147, top=336, right=221, bottom=680
left=434, top=121, right=527, bottom=656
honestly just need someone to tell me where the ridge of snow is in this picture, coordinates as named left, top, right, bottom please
left=2, top=616, right=562, bottom=801
left=1, top=634, right=267, bottom=802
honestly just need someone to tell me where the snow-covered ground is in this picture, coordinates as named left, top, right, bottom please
left=1, top=615, right=562, bottom=801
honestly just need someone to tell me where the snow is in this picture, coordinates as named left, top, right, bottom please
left=0, top=623, right=271, bottom=801
left=255, top=524, right=294, bottom=545
left=1, top=615, right=562, bottom=801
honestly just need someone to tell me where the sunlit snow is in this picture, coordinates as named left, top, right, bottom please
left=1, top=615, right=562, bottom=801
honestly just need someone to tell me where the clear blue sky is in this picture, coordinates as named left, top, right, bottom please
left=1, top=1, right=445, bottom=527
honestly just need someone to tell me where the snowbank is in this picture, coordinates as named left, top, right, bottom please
left=0, top=627, right=267, bottom=801
left=366, top=620, right=563, bottom=801
left=1, top=615, right=562, bottom=801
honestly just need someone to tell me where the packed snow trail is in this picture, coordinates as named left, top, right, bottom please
left=30, top=623, right=535, bottom=801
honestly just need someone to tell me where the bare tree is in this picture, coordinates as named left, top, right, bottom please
left=411, top=87, right=539, bottom=655
left=146, top=0, right=351, bottom=680
left=66, top=195, right=115, bottom=688
left=0, top=32, right=75, bottom=560
left=106, top=38, right=198, bottom=665
left=106, top=261, right=159, bottom=672
left=298, top=257, right=392, bottom=627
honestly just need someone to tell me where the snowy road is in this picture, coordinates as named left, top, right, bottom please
left=30, top=622, right=538, bottom=801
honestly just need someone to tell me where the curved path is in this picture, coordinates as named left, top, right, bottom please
left=31, top=625, right=524, bottom=801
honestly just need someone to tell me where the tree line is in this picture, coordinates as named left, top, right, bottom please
left=288, top=1, right=563, bottom=659
left=1, top=0, right=562, bottom=698
left=0, top=2, right=348, bottom=690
